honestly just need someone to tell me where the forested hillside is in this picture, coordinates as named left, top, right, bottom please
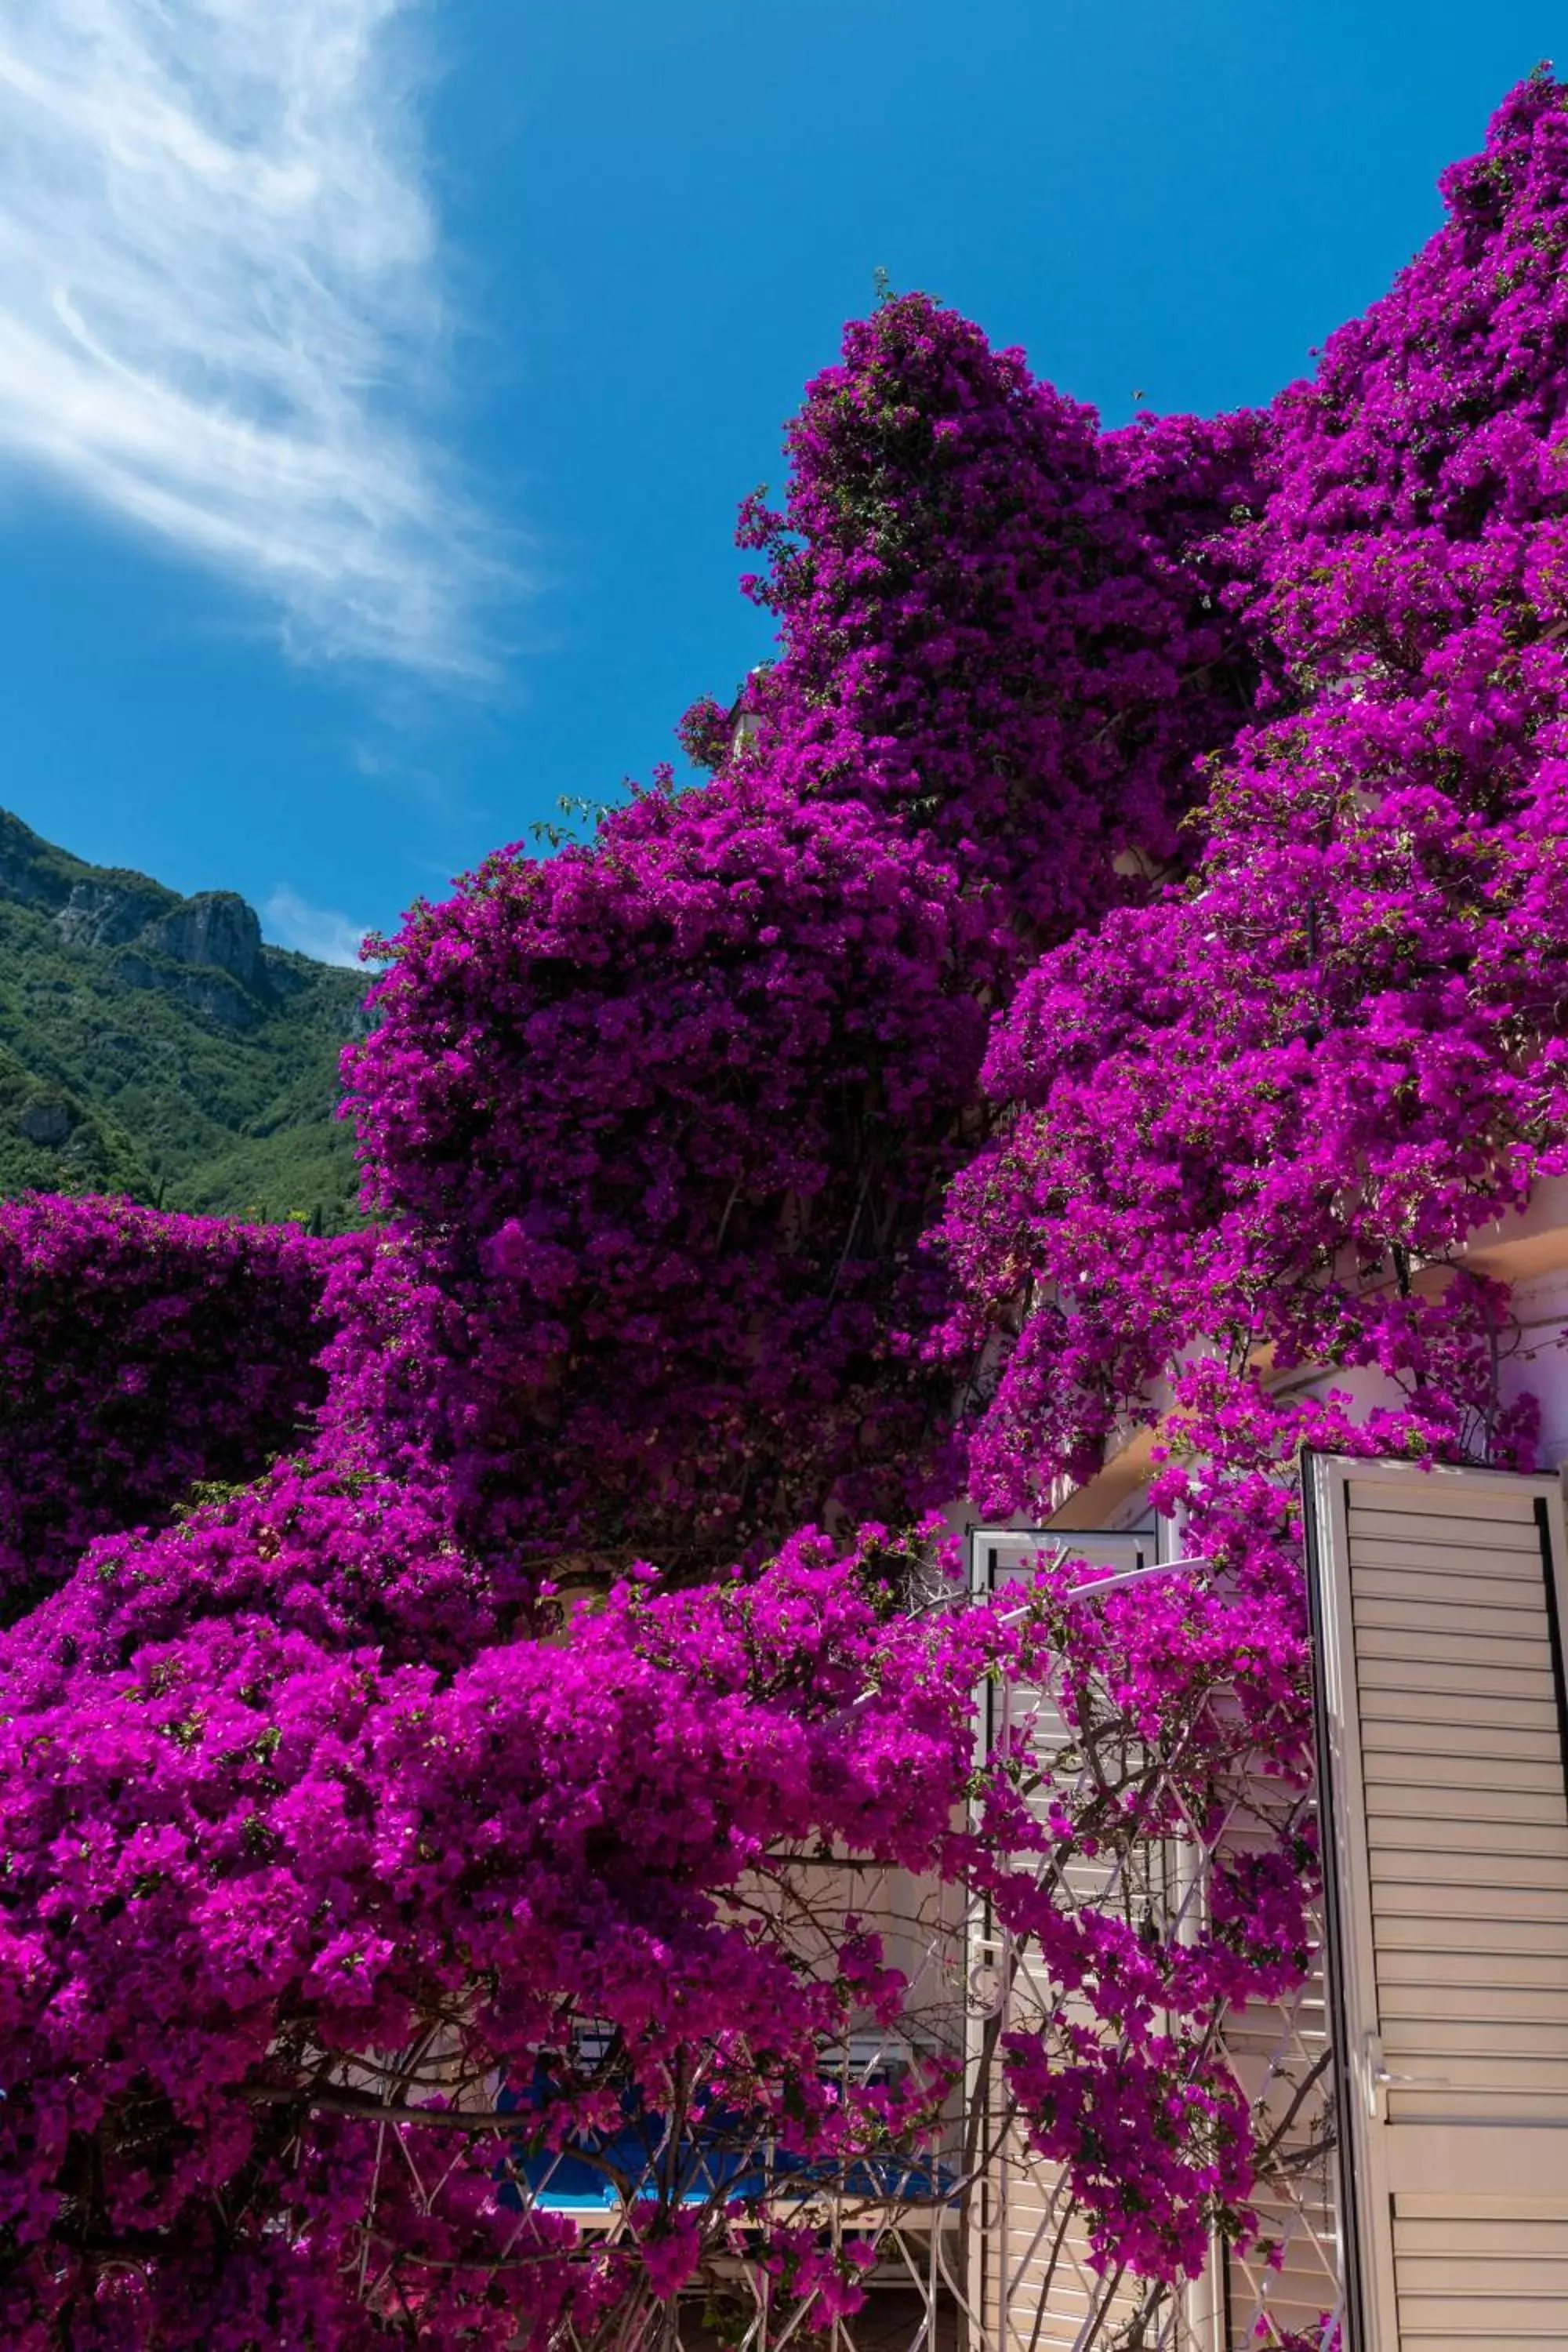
left=0, top=809, right=367, bottom=1227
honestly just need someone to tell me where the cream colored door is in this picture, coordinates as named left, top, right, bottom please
left=1303, top=1455, right=1568, bottom=2349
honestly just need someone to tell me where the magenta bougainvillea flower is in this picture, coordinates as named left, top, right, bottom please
left=0, top=1196, right=365, bottom=1616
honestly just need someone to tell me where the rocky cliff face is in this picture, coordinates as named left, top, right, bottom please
left=0, top=811, right=175, bottom=926
left=55, top=878, right=179, bottom=951
left=0, top=806, right=369, bottom=1225
left=111, top=951, right=269, bottom=1034
left=115, top=891, right=274, bottom=1031
left=137, top=892, right=267, bottom=993
left=0, top=815, right=289, bottom=1033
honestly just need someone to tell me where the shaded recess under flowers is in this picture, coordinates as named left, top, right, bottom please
left=4, top=70, right=1568, bottom=2352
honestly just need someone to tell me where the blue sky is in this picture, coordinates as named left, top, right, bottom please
left=0, top=1, right=1556, bottom=964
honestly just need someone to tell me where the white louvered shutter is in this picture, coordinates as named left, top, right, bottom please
left=1303, top=1454, right=1568, bottom=2350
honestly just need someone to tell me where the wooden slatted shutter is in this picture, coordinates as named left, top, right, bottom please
left=1303, top=1454, right=1568, bottom=2350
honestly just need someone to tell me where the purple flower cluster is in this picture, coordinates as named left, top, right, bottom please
left=0, top=1196, right=364, bottom=1617
left=335, top=790, right=1003, bottom=1567
left=730, top=296, right=1265, bottom=927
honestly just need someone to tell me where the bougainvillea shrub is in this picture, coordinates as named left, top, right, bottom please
left=936, top=67, right=1568, bottom=1519
left=338, top=299, right=1262, bottom=1572
left=0, top=1513, right=1312, bottom=2349
left=924, top=93, right=1568, bottom=2349
left=726, top=292, right=1267, bottom=929
left=0, top=1196, right=365, bottom=1616
left=336, top=787, right=1006, bottom=1570
left=3, top=68, right=1568, bottom=2352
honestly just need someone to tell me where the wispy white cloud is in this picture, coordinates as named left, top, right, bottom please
left=0, top=0, right=496, bottom=673
left=266, top=884, right=372, bottom=968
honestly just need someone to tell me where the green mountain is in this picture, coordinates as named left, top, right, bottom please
left=0, top=809, right=371, bottom=1229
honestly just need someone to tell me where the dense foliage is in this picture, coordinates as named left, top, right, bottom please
left=0, top=1506, right=1308, bottom=2348
left=0, top=809, right=365, bottom=1229
left=4, top=71, right=1568, bottom=2350
left=336, top=789, right=1001, bottom=1567
left=0, top=1196, right=365, bottom=1616
left=339, top=297, right=1258, bottom=1570
left=938, top=67, right=1568, bottom=1512
left=726, top=300, right=1265, bottom=927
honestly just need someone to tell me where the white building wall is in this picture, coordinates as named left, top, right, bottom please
left=1500, top=1268, right=1568, bottom=1471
